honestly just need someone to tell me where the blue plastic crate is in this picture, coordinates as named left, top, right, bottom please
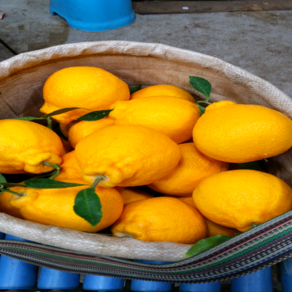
left=49, top=0, right=136, bottom=32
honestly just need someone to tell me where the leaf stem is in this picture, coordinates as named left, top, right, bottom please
left=91, top=175, right=106, bottom=189
left=4, top=189, right=25, bottom=197
left=47, top=117, right=52, bottom=130
left=196, top=100, right=212, bottom=105
left=42, top=162, right=61, bottom=179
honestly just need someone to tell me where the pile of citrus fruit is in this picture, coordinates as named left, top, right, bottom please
left=1, top=66, right=292, bottom=248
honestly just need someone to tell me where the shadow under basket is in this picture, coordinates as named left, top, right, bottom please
left=0, top=41, right=292, bottom=283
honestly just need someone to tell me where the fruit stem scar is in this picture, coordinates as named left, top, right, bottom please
left=5, top=188, right=25, bottom=197
left=90, top=175, right=106, bottom=189
left=42, top=162, right=61, bottom=179
left=251, top=222, right=261, bottom=228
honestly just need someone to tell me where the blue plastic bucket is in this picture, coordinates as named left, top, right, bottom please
left=49, top=0, right=136, bottom=32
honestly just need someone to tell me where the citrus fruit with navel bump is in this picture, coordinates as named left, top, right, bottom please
left=75, top=125, right=182, bottom=188
left=0, top=119, right=63, bottom=174
left=40, top=66, right=130, bottom=124
left=4, top=179, right=123, bottom=232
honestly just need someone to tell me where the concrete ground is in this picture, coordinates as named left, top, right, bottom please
left=0, top=0, right=292, bottom=98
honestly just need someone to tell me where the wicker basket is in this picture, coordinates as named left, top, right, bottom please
left=0, top=41, right=292, bottom=281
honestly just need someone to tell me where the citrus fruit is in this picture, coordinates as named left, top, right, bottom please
left=192, top=169, right=292, bottom=232
left=5, top=179, right=123, bottom=232
left=75, top=125, right=182, bottom=187
left=175, top=196, right=237, bottom=237
left=206, top=219, right=237, bottom=237
left=176, top=196, right=196, bottom=206
left=0, top=188, right=24, bottom=218
left=55, top=150, right=84, bottom=181
left=193, top=101, right=292, bottom=163
left=131, top=84, right=195, bottom=103
left=109, top=97, right=200, bottom=143
left=40, top=66, right=130, bottom=124
left=148, top=143, right=229, bottom=196
left=112, top=197, right=207, bottom=244
left=120, top=188, right=153, bottom=205
left=60, top=137, right=74, bottom=156
left=68, top=118, right=116, bottom=148
left=0, top=119, right=63, bottom=174
left=59, top=121, right=77, bottom=138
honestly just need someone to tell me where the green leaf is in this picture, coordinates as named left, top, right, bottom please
left=185, top=235, right=232, bottom=257
left=238, top=161, right=262, bottom=171
left=41, top=107, right=82, bottom=118
left=16, top=117, right=45, bottom=121
left=197, top=104, right=206, bottom=116
left=74, top=188, right=102, bottom=226
left=24, top=179, right=88, bottom=189
left=129, top=84, right=142, bottom=94
left=0, top=174, right=7, bottom=184
left=76, top=109, right=113, bottom=121
left=189, top=76, right=212, bottom=100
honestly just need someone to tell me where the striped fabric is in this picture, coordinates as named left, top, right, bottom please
left=0, top=210, right=291, bottom=283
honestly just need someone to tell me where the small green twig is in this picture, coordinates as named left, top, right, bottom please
left=196, top=100, right=212, bottom=105
left=90, top=175, right=106, bottom=189
left=47, top=117, right=52, bottom=130
left=42, top=162, right=61, bottom=179
left=5, top=189, right=25, bottom=197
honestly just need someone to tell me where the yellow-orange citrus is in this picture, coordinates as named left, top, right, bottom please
left=120, top=188, right=153, bottom=205
left=192, top=169, right=292, bottom=231
left=112, top=197, right=207, bottom=244
left=109, top=97, right=200, bottom=143
left=55, top=150, right=84, bottom=181
left=0, top=119, right=63, bottom=174
left=176, top=196, right=196, bottom=206
left=59, top=121, right=77, bottom=138
left=60, top=137, right=74, bottom=156
left=206, top=219, right=238, bottom=237
left=75, top=125, right=182, bottom=187
left=175, top=196, right=238, bottom=237
left=193, top=101, right=292, bottom=163
left=204, top=100, right=236, bottom=111
left=40, top=66, right=130, bottom=124
left=5, top=179, right=123, bottom=232
left=0, top=188, right=24, bottom=218
left=148, top=143, right=229, bottom=196
left=131, top=84, right=195, bottom=103
left=68, top=118, right=116, bottom=148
